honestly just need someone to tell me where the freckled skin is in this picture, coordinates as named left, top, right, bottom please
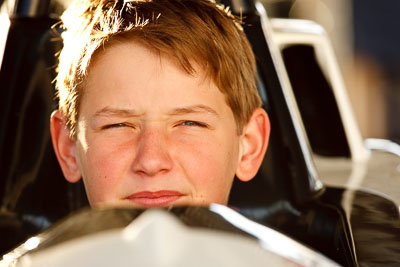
left=73, top=41, right=244, bottom=208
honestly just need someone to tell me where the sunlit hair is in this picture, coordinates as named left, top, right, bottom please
left=56, top=0, right=261, bottom=137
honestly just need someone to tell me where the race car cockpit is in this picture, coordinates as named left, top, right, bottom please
left=0, top=0, right=399, bottom=266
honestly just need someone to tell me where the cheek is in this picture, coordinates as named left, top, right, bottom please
left=175, top=134, right=222, bottom=173
left=175, top=133, right=239, bottom=203
left=77, top=136, right=134, bottom=204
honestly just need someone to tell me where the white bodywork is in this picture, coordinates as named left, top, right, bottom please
left=8, top=207, right=338, bottom=267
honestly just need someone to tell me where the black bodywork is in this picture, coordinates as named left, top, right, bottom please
left=0, top=0, right=399, bottom=265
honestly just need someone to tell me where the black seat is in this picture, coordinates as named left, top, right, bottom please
left=0, top=15, right=89, bottom=254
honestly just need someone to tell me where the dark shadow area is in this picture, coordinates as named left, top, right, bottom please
left=282, top=45, right=350, bottom=157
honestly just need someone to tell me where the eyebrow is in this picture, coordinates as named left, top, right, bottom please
left=93, top=107, right=143, bottom=118
left=93, top=105, right=219, bottom=118
left=167, top=105, right=219, bottom=117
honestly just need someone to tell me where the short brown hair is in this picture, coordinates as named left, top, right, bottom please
left=56, top=0, right=261, bottom=137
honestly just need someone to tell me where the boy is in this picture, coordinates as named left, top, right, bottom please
left=50, top=0, right=270, bottom=208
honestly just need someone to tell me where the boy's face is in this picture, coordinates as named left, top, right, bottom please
left=70, top=41, right=244, bottom=208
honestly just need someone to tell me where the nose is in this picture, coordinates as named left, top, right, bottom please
left=131, top=128, right=173, bottom=177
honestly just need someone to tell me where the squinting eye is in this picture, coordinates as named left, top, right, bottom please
left=179, top=121, right=207, bottom=127
left=102, top=123, right=130, bottom=130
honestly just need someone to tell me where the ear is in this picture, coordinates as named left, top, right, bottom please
left=50, top=110, right=82, bottom=183
left=236, top=108, right=270, bottom=182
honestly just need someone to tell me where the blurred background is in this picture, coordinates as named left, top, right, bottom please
left=1, top=0, right=399, bottom=142
left=260, top=0, right=400, bottom=143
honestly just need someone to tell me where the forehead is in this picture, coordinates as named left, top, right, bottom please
left=81, top=40, right=232, bottom=118
left=88, top=37, right=208, bottom=87
left=86, top=39, right=206, bottom=91
left=91, top=34, right=204, bottom=78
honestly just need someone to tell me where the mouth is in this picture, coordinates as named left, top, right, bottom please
left=125, top=190, right=184, bottom=207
